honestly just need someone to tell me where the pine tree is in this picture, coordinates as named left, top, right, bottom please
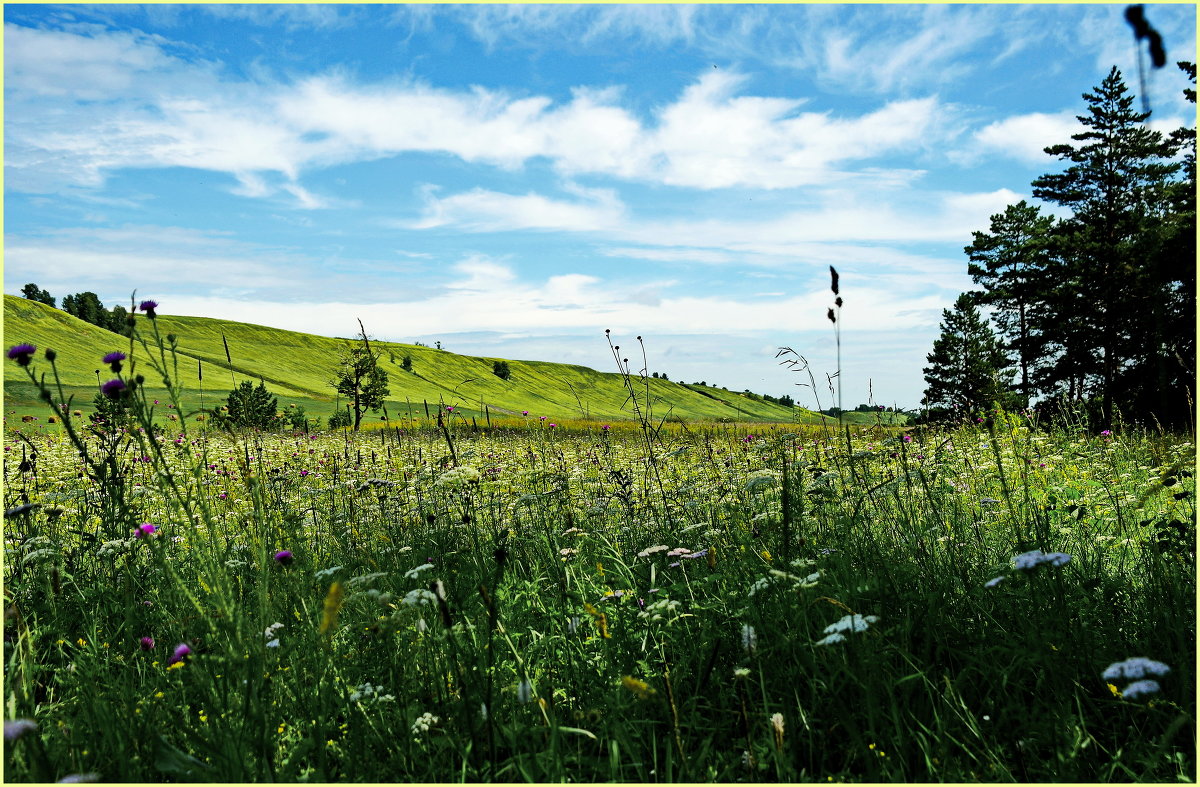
left=1031, top=66, right=1181, bottom=426
left=965, top=200, right=1056, bottom=405
left=922, top=294, right=1016, bottom=419
left=220, top=380, right=278, bottom=430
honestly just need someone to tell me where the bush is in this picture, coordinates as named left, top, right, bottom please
left=492, top=360, right=511, bottom=380
left=215, top=380, right=278, bottom=430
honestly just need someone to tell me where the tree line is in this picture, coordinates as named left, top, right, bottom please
left=922, top=64, right=1195, bottom=430
left=21, top=285, right=134, bottom=337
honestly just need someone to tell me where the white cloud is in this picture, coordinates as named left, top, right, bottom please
left=973, top=111, right=1082, bottom=164
left=413, top=183, right=1021, bottom=252
left=3, top=22, right=179, bottom=100
left=146, top=254, right=948, bottom=344
left=5, top=21, right=950, bottom=195
left=409, top=185, right=624, bottom=232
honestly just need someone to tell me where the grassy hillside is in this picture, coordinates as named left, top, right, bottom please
left=2, top=295, right=879, bottom=427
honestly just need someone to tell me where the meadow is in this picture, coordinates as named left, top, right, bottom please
left=2, top=319, right=1195, bottom=783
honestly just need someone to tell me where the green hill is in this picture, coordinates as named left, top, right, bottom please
left=4, top=295, right=869, bottom=427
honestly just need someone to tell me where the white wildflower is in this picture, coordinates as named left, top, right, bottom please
left=404, top=562, right=436, bottom=580
left=741, top=624, right=758, bottom=654
left=435, top=466, right=481, bottom=489
left=637, top=544, right=669, bottom=558
left=638, top=598, right=681, bottom=624
left=1012, top=550, right=1072, bottom=571
left=815, top=632, right=847, bottom=646
left=411, top=711, right=439, bottom=736
left=1119, top=679, right=1161, bottom=700
left=402, top=588, right=437, bottom=606
left=264, top=622, right=284, bottom=647
left=1102, top=657, right=1171, bottom=681
left=747, top=577, right=773, bottom=597
left=823, top=614, right=879, bottom=634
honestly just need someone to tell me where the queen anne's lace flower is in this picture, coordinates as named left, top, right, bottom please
left=1119, top=679, right=1161, bottom=699
left=1012, top=550, right=1072, bottom=570
left=824, top=614, right=879, bottom=634
left=1102, top=657, right=1171, bottom=680
left=411, top=711, right=439, bottom=736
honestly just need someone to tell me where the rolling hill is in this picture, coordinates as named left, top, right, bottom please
left=4, top=295, right=878, bottom=427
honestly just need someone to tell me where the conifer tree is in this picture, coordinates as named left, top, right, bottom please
left=221, top=379, right=279, bottom=430
left=921, top=294, right=1015, bottom=419
left=965, top=200, right=1056, bottom=405
left=1031, top=66, right=1181, bottom=426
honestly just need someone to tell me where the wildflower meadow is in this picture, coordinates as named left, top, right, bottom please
left=2, top=307, right=1195, bottom=782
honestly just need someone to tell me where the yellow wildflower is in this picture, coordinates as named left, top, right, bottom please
left=621, top=675, right=656, bottom=699
left=320, top=582, right=346, bottom=635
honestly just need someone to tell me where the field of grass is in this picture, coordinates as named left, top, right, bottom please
left=5, top=295, right=871, bottom=427
left=2, top=319, right=1194, bottom=782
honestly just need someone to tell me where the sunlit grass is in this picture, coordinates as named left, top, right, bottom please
left=2, top=311, right=1194, bottom=783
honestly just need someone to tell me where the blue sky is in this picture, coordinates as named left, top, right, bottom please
left=4, top=4, right=1196, bottom=410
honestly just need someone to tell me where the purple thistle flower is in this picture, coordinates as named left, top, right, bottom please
left=134, top=523, right=157, bottom=538
left=138, top=300, right=159, bottom=317
left=521, top=410, right=529, bottom=416
left=101, top=379, right=127, bottom=399
left=7, top=344, right=36, bottom=366
left=167, top=643, right=191, bottom=665
left=273, top=550, right=294, bottom=565
left=4, top=719, right=37, bottom=742
left=139, top=636, right=156, bottom=650
left=902, top=434, right=912, bottom=443
left=102, top=351, right=126, bottom=372
left=601, top=424, right=610, bottom=430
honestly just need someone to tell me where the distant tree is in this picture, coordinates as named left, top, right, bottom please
left=21, top=283, right=54, bottom=307
left=922, top=294, right=1017, bottom=418
left=401, top=354, right=413, bottom=372
left=435, top=341, right=442, bottom=350
left=651, top=371, right=659, bottom=378
left=778, top=394, right=794, bottom=408
left=284, top=403, right=310, bottom=432
left=492, top=360, right=511, bottom=380
left=1031, top=66, right=1182, bottom=427
left=328, top=408, right=352, bottom=430
left=62, top=292, right=108, bottom=327
left=217, top=380, right=278, bottom=430
left=966, top=200, right=1056, bottom=405
left=333, top=327, right=390, bottom=431
left=661, top=372, right=669, bottom=381
left=107, top=304, right=133, bottom=337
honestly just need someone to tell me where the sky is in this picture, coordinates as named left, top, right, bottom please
left=4, top=3, right=1196, bottom=411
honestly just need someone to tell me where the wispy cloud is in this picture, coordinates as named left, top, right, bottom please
left=5, top=21, right=951, bottom=196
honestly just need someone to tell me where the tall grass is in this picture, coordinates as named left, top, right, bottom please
left=2, top=314, right=1194, bottom=782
